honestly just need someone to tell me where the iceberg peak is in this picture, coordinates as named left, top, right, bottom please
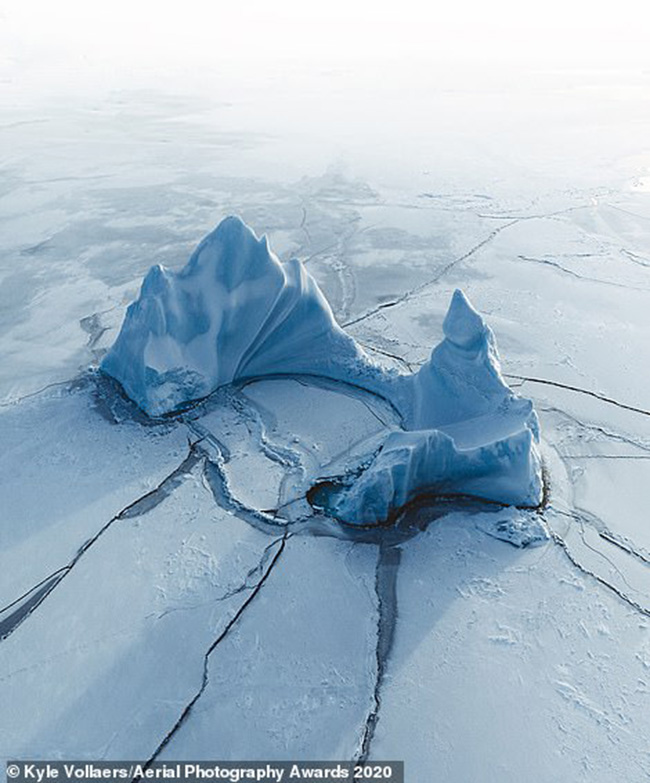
left=203, top=214, right=259, bottom=248
left=442, top=288, right=486, bottom=348
left=185, top=215, right=273, bottom=282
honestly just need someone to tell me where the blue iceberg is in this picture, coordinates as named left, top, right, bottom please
left=331, top=289, right=542, bottom=523
left=102, top=217, right=543, bottom=523
left=101, top=216, right=378, bottom=417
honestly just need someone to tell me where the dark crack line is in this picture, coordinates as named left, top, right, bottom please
left=0, top=440, right=204, bottom=643
left=299, top=201, right=312, bottom=247
left=302, top=239, right=341, bottom=265
left=103, top=438, right=204, bottom=522
left=219, top=537, right=286, bottom=601
left=506, top=374, right=650, bottom=418
left=231, top=394, right=302, bottom=470
left=353, top=395, right=392, bottom=429
left=0, top=379, right=73, bottom=408
left=203, top=457, right=289, bottom=531
left=338, top=200, right=631, bottom=330
left=341, top=203, right=599, bottom=330
left=342, top=219, right=520, bottom=328
left=302, top=216, right=365, bottom=268
left=476, top=204, right=591, bottom=222
left=598, top=531, right=650, bottom=567
left=554, top=507, right=650, bottom=569
left=576, top=522, right=638, bottom=594
left=152, top=536, right=286, bottom=620
left=0, top=119, right=48, bottom=130
left=538, top=404, right=650, bottom=454
left=606, top=203, right=650, bottom=223
left=355, top=543, right=401, bottom=764
left=516, top=254, right=648, bottom=291
left=620, top=248, right=650, bottom=268
left=358, top=340, right=414, bottom=373
left=239, top=372, right=406, bottom=428
left=136, top=531, right=289, bottom=776
left=0, top=566, right=69, bottom=618
left=550, top=531, right=650, bottom=619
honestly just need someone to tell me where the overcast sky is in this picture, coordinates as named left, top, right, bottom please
left=2, top=0, right=649, bottom=74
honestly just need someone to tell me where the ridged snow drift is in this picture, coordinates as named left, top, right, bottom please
left=102, top=217, right=543, bottom=522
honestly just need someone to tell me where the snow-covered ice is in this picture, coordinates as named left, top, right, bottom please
left=2, top=61, right=650, bottom=783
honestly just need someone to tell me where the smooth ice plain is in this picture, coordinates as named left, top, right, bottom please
left=2, top=60, right=650, bottom=782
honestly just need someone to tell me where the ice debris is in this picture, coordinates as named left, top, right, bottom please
left=474, top=508, right=549, bottom=548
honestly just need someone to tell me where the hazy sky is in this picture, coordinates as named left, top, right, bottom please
left=2, top=0, right=649, bottom=73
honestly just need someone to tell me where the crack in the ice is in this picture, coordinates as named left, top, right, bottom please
left=299, top=201, right=312, bottom=247
left=350, top=395, right=392, bottom=430
left=0, top=379, right=73, bottom=408
left=0, top=439, right=204, bottom=643
left=152, top=536, right=286, bottom=621
left=203, top=456, right=289, bottom=531
left=539, top=404, right=650, bottom=454
left=355, top=543, right=401, bottom=764
left=564, top=454, right=650, bottom=459
left=0, top=118, right=48, bottom=130
left=341, top=202, right=623, bottom=330
left=575, top=522, right=639, bottom=595
left=619, top=248, right=650, bottom=268
left=231, top=393, right=303, bottom=470
left=342, top=219, right=520, bottom=328
left=358, top=340, right=414, bottom=373
left=80, top=312, right=112, bottom=353
left=278, top=373, right=406, bottom=427
left=550, top=530, right=650, bottom=619
left=598, top=530, right=650, bottom=567
left=135, top=531, right=289, bottom=775
left=554, top=508, right=650, bottom=569
left=606, top=203, right=650, bottom=223
left=302, top=239, right=341, bottom=265
left=516, top=254, right=648, bottom=291
left=299, top=216, right=369, bottom=321
left=327, top=220, right=366, bottom=322
left=506, top=375, right=650, bottom=418
left=475, top=204, right=591, bottom=222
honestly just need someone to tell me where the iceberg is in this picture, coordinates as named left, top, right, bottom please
left=328, top=291, right=542, bottom=523
left=102, top=216, right=543, bottom=523
left=101, top=216, right=378, bottom=417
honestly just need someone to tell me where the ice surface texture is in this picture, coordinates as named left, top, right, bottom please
left=102, top=217, right=542, bottom=522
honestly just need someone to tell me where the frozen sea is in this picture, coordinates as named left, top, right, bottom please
left=2, top=59, right=650, bottom=781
